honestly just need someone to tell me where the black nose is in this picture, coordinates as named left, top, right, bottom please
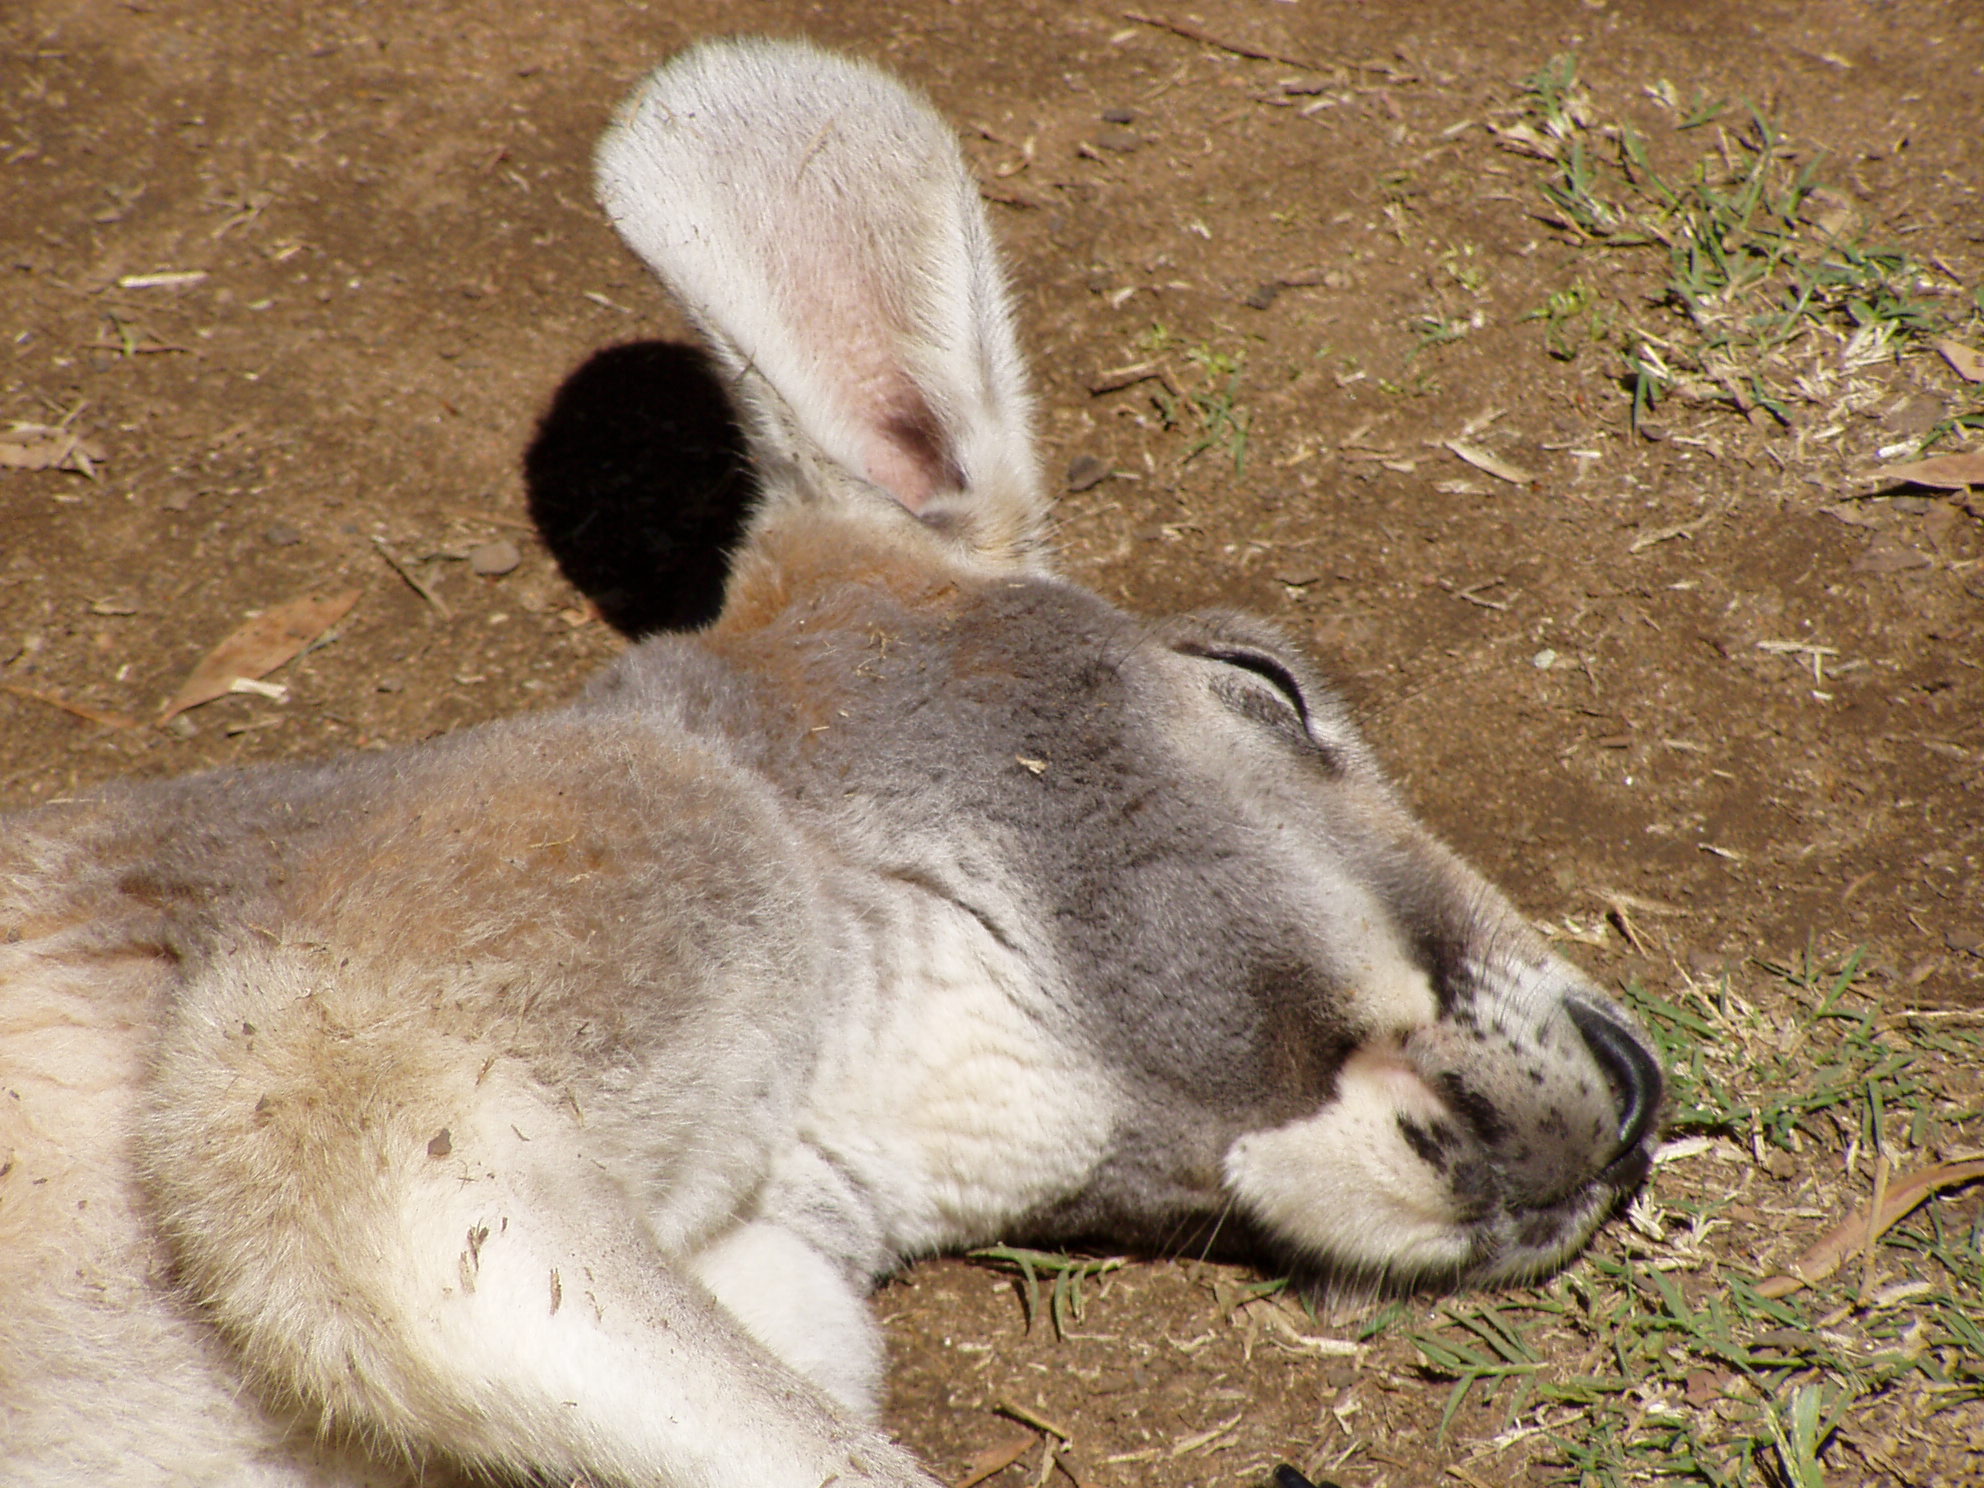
left=1566, top=1001, right=1663, bottom=1165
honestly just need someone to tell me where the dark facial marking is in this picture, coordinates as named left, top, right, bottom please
left=1433, top=1072, right=1510, bottom=1147
left=1398, top=1115, right=1459, bottom=1173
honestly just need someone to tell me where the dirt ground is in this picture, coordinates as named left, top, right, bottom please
left=4, top=1, right=1982, bottom=1485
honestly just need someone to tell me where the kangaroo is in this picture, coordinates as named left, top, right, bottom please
left=0, top=36, right=1661, bottom=1488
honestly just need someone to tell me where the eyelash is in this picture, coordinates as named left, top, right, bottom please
left=1201, top=648, right=1310, bottom=729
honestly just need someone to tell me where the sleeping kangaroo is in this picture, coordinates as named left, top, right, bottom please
left=0, top=35, right=1662, bottom=1487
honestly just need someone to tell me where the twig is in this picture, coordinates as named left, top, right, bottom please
left=441, top=505, right=540, bottom=533
left=993, top=1400, right=1072, bottom=1443
left=1087, top=360, right=1178, bottom=398
left=1630, top=509, right=1720, bottom=552
left=372, top=537, right=452, bottom=618
left=1858, top=1152, right=1890, bottom=1306
left=0, top=680, right=138, bottom=730
left=1440, top=576, right=1512, bottom=611
left=1444, top=438, right=1535, bottom=486
left=1122, top=11, right=1329, bottom=72
left=1169, top=1410, right=1244, bottom=1456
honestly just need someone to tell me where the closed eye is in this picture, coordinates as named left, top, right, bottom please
left=1170, top=634, right=1359, bottom=774
left=1202, top=648, right=1309, bottom=727
left=1178, top=644, right=1311, bottom=729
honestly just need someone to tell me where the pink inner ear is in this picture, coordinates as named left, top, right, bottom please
left=771, top=241, right=965, bottom=517
left=861, top=396, right=964, bottom=514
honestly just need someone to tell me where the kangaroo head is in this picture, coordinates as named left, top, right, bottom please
left=596, top=36, right=1661, bottom=1291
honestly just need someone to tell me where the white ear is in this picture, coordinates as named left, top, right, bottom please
left=596, top=37, right=1046, bottom=568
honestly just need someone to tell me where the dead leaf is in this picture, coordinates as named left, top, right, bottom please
left=953, top=1429, right=1038, bottom=1488
left=1443, top=439, right=1535, bottom=486
left=1935, top=338, right=1984, bottom=383
left=1818, top=502, right=1882, bottom=529
left=160, top=589, right=359, bottom=723
left=1876, top=449, right=1984, bottom=491
left=0, top=424, right=109, bottom=477
left=1755, top=1156, right=1984, bottom=1298
left=1684, top=1368, right=1733, bottom=1407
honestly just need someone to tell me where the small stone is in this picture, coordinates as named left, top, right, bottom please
left=1851, top=534, right=1932, bottom=574
left=1796, top=186, right=1861, bottom=237
left=1684, top=948, right=1730, bottom=980
left=1101, top=106, right=1136, bottom=125
left=264, top=522, right=302, bottom=546
left=1065, top=454, right=1110, bottom=492
left=1533, top=648, right=1558, bottom=670
left=1881, top=393, right=1943, bottom=439
left=1095, top=127, right=1142, bottom=153
left=469, top=538, right=521, bottom=576
left=376, top=675, right=405, bottom=694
